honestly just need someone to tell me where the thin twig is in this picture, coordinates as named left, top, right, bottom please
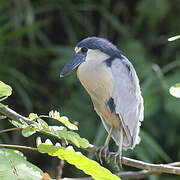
left=56, top=140, right=66, bottom=180
left=0, top=144, right=38, bottom=151
left=56, top=159, right=65, bottom=180
left=0, top=127, right=20, bottom=133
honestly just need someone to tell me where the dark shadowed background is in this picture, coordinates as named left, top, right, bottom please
left=0, top=0, right=180, bottom=179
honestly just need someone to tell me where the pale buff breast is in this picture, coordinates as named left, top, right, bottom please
left=77, top=58, right=121, bottom=129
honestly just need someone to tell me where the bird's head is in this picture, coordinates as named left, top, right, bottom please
left=60, top=37, right=121, bottom=77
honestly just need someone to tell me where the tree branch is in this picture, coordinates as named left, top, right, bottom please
left=0, top=102, right=180, bottom=179
left=117, top=162, right=180, bottom=179
left=0, top=103, right=32, bottom=125
left=86, top=145, right=180, bottom=175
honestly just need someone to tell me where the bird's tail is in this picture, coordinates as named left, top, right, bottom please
left=111, top=128, right=141, bottom=150
left=99, top=114, right=138, bottom=150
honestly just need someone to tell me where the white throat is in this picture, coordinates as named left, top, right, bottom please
left=85, top=49, right=109, bottom=63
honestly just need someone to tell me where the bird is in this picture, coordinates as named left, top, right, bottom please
left=60, top=37, right=144, bottom=166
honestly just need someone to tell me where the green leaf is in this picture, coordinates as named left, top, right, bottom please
left=22, top=126, right=36, bottom=137
left=168, top=35, right=180, bottom=42
left=29, top=113, right=38, bottom=120
left=0, top=148, right=43, bottom=180
left=36, top=137, right=42, bottom=147
left=47, top=126, right=89, bottom=148
left=37, top=118, right=49, bottom=129
left=29, top=113, right=48, bottom=130
left=0, top=81, right=12, bottom=101
left=49, top=110, right=78, bottom=130
left=10, top=120, right=28, bottom=129
left=37, top=142, right=120, bottom=180
left=11, top=112, right=89, bottom=148
left=169, top=83, right=180, bottom=98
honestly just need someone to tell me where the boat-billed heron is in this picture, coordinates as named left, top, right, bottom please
left=60, top=37, right=144, bottom=165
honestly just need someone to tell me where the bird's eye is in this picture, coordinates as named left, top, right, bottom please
left=81, top=47, right=88, bottom=53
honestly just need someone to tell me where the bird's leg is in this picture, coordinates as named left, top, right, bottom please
left=96, top=127, right=113, bottom=164
left=114, top=128, right=123, bottom=168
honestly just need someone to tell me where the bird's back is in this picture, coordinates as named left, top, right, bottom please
left=110, top=56, right=144, bottom=149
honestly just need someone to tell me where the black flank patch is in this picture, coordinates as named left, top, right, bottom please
left=105, top=56, right=116, bottom=67
left=107, top=97, right=116, bottom=113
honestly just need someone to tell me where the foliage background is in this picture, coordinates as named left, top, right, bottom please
left=0, top=0, right=180, bottom=179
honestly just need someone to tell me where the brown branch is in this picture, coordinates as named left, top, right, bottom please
left=117, top=170, right=157, bottom=179
left=117, top=162, right=180, bottom=179
left=0, top=103, right=32, bottom=125
left=121, top=156, right=180, bottom=175
left=86, top=145, right=180, bottom=175
left=0, top=102, right=180, bottom=179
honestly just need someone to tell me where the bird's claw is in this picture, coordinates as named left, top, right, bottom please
left=96, top=145, right=123, bottom=169
left=114, top=153, right=122, bottom=169
left=96, top=145, right=109, bottom=164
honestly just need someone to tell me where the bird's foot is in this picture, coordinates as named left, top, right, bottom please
left=96, top=145, right=109, bottom=164
left=114, top=153, right=122, bottom=169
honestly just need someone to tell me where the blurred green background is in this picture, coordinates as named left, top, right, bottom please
left=0, top=0, right=180, bottom=179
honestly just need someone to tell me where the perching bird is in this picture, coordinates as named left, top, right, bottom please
left=60, top=37, right=144, bottom=165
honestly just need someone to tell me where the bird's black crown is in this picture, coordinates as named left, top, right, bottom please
left=77, top=37, right=122, bottom=58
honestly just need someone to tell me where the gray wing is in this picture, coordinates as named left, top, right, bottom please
left=111, top=55, right=144, bottom=149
